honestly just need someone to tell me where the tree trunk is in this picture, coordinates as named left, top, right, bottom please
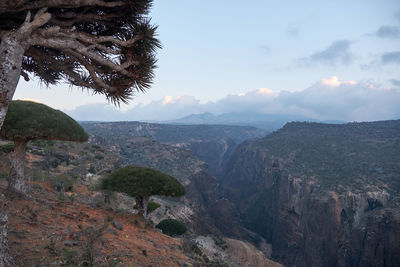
left=136, top=196, right=149, bottom=219
left=7, top=140, right=28, bottom=196
left=0, top=31, right=26, bottom=267
left=0, top=194, right=15, bottom=267
left=0, top=34, right=25, bottom=129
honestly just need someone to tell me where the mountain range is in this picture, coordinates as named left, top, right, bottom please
left=159, top=112, right=345, bottom=131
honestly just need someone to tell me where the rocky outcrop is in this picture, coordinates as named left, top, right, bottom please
left=220, top=120, right=400, bottom=266
left=192, top=235, right=283, bottom=267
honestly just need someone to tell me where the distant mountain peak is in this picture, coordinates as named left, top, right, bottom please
left=165, top=112, right=346, bottom=131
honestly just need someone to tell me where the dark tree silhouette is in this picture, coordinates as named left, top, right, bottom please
left=100, top=166, right=185, bottom=218
left=0, top=100, right=88, bottom=195
left=0, top=0, right=161, bottom=129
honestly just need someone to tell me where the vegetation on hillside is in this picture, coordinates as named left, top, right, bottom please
left=156, top=218, right=187, bottom=237
left=100, top=166, right=185, bottom=218
left=250, top=120, right=400, bottom=191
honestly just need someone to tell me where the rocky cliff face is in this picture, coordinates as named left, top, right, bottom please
left=220, top=120, right=400, bottom=266
left=82, top=121, right=266, bottom=176
left=82, top=121, right=267, bottom=234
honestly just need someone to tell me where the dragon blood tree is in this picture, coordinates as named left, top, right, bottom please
left=100, top=166, right=185, bottom=218
left=0, top=100, right=88, bottom=195
left=0, top=0, right=161, bottom=129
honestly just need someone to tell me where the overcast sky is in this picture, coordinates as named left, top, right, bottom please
left=14, top=0, right=400, bottom=122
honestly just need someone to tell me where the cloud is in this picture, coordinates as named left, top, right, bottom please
left=395, top=10, right=400, bottom=23
left=66, top=103, right=124, bottom=121
left=320, top=76, right=356, bottom=87
left=375, top=25, right=400, bottom=39
left=391, top=79, right=400, bottom=87
left=287, top=24, right=300, bottom=37
left=66, top=77, right=400, bottom=123
left=274, top=78, right=400, bottom=121
left=260, top=44, right=271, bottom=54
left=381, top=51, right=400, bottom=64
left=373, top=11, right=400, bottom=39
left=299, top=40, right=353, bottom=66
left=361, top=50, right=400, bottom=70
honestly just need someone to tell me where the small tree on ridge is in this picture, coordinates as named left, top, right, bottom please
left=100, top=166, right=185, bottom=218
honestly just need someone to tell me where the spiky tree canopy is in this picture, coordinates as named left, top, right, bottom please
left=0, top=0, right=161, bottom=104
left=0, top=100, right=88, bottom=142
left=100, top=166, right=185, bottom=198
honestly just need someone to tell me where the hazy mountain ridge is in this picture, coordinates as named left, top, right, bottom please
left=81, top=120, right=266, bottom=144
left=220, top=119, right=400, bottom=266
left=161, top=112, right=346, bottom=131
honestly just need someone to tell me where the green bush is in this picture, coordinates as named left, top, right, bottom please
left=31, top=140, right=55, bottom=149
left=88, top=165, right=96, bottom=174
left=29, top=169, right=47, bottom=182
left=147, top=201, right=161, bottom=213
left=0, top=170, right=8, bottom=180
left=0, top=143, right=14, bottom=153
left=50, top=174, right=74, bottom=192
left=61, top=248, right=79, bottom=266
left=156, top=219, right=187, bottom=237
left=94, top=154, right=104, bottom=160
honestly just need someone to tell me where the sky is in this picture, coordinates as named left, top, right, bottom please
left=14, top=0, right=400, bottom=122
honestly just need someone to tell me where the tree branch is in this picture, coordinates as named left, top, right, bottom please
left=0, top=0, right=126, bottom=13
left=59, top=31, right=142, bottom=48
left=30, top=34, right=138, bottom=77
left=54, top=11, right=121, bottom=21
left=25, top=47, right=94, bottom=89
left=64, top=48, right=115, bottom=93
left=17, top=8, right=51, bottom=40
left=20, top=70, right=29, bottom=81
left=32, top=26, right=141, bottom=56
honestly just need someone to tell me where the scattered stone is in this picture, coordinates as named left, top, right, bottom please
left=61, top=213, right=75, bottom=220
left=10, top=230, right=27, bottom=239
left=64, top=240, right=79, bottom=247
left=31, top=184, right=43, bottom=193
left=113, top=219, right=123, bottom=230
left=91, top=192, right=106, bottom=208
left=108, top=228, right=118, bottom=236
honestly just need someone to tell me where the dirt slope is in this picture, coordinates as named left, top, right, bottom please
left=6, top=181, right=190, bottom=266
